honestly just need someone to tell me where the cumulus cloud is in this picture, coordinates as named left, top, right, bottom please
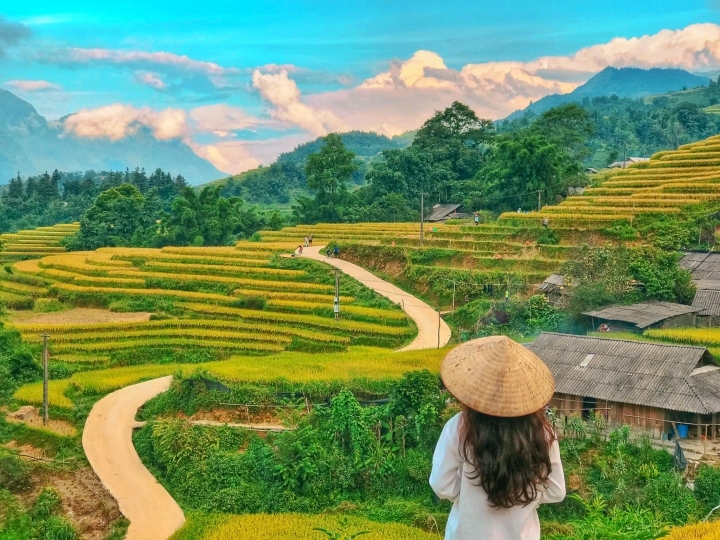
left=189, top=134, right=311, bottom=174
left=5, top=79, right=60, bottom=92
left=0, top=17, right=31, bottom=58
left=252, top=69, right=348, bottom=136
left=308, top=23, right=720, bottom=136
left=62, top=104, right=187, bottom=141
left=133, top=71, right=166, bottom=90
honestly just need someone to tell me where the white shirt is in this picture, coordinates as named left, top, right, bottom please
left=429, top=413, right=566, bottom=540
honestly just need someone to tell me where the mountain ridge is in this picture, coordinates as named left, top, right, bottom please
left=0, top=89, right=223, bottom=186
left=505, top=66, right=710, bottom=121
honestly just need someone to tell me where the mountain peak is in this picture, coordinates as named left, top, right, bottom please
left=505, top=66, right=710, bottom=120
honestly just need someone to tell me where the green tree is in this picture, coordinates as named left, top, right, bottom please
left=469, top=132, right=578, bottom=211
left=530, top=103, right=595, bottom=160
left=305, top=133, right=357, bottom=198
left=65, top=183, right=159, bottom=250
left=162, top=186, right=262, bottom=246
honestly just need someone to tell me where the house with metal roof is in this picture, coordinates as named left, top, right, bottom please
left=527, top=332, right=720, bottom=440
left=583, top=301, right=702, bottom=331
left=425, top=204, right=468, bottom=222
left=537, top=274, right=576, bottom=307
left=679, top=252, right=720, bottom=325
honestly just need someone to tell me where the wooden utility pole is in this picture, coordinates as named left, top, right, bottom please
left=452, top=280, right=456, bottom=313
left=334, top=268, right=340, bottom=321
left=420, top=193, right=425, bottom=248
left=41, top=333, right=49, bottom=426
left=538, top=190, right=542, bottom=212
left=437, top=309, right=441, bottom=349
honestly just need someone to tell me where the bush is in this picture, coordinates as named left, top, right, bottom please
left=642, top=472, right=698, bottom=525
left=537, top=228, right=560, bottom=245
left=695, top=465, right=720, bottom=511
left=230, top=296, right=267, bottom=310
left=0, top=451, right=31, bottom=491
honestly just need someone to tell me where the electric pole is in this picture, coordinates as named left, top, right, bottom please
left=334, top=268, right=340, bottom=321
left=452, top=280, right=456, bottom=313
left=420, top=193, right=425, bottom=248
left=538, top=190, right=542, bottom=212
left=41, top=333, right=49, bottom=426
left=437, top=309, right=441, bottom=349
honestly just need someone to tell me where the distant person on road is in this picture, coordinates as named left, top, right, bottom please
left=308, top=234, right=313, bottom=246
left=430, top=336, right=565, bottom=540
left=333, top=245, right=339, bottom=258
left=295, top=245, right=303, bottom=256
left=326, top=248, right=332, bottom=258
left=304, top=236, right=309, bottom=247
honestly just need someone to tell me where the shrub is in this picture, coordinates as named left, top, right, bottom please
left=695, top=464, right=720, bottom=512
left=0, top=451, right=31, bottom=491
left=230, top=296, right=267, bottom=310
left=537, top=228, right=560, bottom=245
left=642, top=472, right=698, bottom=525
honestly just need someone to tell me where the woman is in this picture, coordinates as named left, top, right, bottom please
left=430, top=336, right=565, bottom=540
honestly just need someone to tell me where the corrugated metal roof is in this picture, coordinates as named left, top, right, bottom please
left=526, top=333, right=720, bottom=414
left=680, top=252, right=720, bottom=282
left=583, top=302, right=701, bottom=329
left=538, top=274, right=565, bottom=292
left=692, top=290, right=720, bottom=316
left=426, top=204, right=462, bottom=222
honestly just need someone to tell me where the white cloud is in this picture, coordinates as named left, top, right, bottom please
left=189, top=134, right=309, bottom=174
left=5, top=79, right=60, bottom=92
left=189, top=104, right=263, bottom=133
left=252, top=69, right=348, bottom=136
left=133, top=71, right=166, bottom=90
left=302, top=23, right=720, bottom=136
left=62, top=104, right=187, bottom=141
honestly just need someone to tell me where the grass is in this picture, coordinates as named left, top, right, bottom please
left=13, top=346, right=449, bottom=409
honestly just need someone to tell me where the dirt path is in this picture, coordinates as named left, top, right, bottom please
left=301, top=246, right=451, bottom=350
left=82, top=249, right=450, bottom=540
left=82, top=376, right=184, bottom=540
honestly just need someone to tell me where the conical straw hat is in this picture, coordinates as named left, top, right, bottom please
left=441, top=336, right=555, bottom=417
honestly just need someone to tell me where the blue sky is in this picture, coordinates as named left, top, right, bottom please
left=2, top=1, right=719, bottom=172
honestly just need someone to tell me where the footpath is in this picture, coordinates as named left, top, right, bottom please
left=83, top=249, right=452, bottom=539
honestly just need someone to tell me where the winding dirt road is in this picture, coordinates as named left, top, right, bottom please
left=82, top=376, right=184, bottom=540
left=302, top=246, right=452, bottom=350
left=83, top=249, right=451, bottom=539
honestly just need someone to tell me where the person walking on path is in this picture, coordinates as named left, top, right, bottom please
left=296, top=245, right=303, bottom=256
left=304, top=236, right=309, bottom=247
left=326, top=248, right=332, bottom=258
left=333, top=245, right=340, bottom=258
left=308, top=234, right=313, bottom=246
left=430, top=336, right=565, bottom=540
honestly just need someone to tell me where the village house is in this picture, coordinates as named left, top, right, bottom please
left=527, top=332, right=720, bottom=440
left=425, top=203, right=469, bottom=222
left=537, top=274, right=576, bottom=307
left=680, top=252, right=720, bottom=326
left=582, top=301, right=702, bottom=332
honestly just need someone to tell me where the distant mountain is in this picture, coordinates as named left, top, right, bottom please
left=505, top=67, right=710, bottom=120
left=0, top=90, right=223, bottom=185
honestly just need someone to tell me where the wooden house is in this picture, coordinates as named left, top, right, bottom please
left=680, top=252, right=720, bottom=326
left=527, top=333, right=720, bottom=440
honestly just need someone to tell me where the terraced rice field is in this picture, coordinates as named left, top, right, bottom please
left=5, top=243, right=412, bottom=362
left=499, top=135, right=720, bottom=224
left=0, top=222, right=79, bottom=262
left=170, top=512, right=441, bottom=540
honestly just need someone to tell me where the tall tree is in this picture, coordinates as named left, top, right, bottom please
left=305, top=133, right=357, bottom=198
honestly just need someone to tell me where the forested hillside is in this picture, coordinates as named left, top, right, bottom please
left=217, top=131, right=410, bottom=205
left=499, top=89, right=720, bottom=169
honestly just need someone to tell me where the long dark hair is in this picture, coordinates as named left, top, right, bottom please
left=460, top=407, right=554, bottom=509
